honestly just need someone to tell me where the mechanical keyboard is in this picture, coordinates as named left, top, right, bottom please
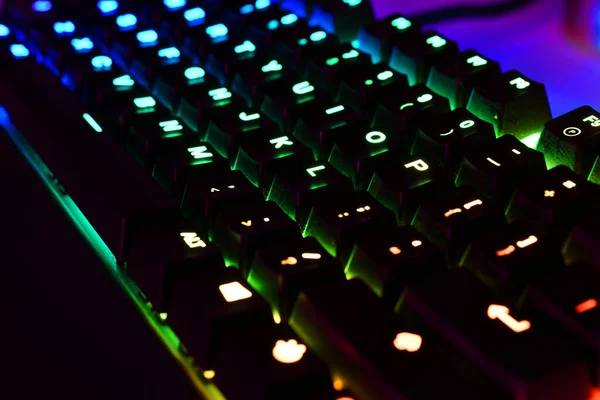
left=1, top=0, right=600, bottom=399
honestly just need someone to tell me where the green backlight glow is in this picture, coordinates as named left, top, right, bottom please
left=391, top=16, right=411, bottom=30
left=520, top=132, right=541, bottom=149
left=342, top=49, right=359, bottom=59
left=292, top=81, right=314, bottom=95
left=0, top=108, right=225, bottom=400
left=82, top=113, right=102, bottom=133
left=364, top=79, right=373, bottom=86
left=325, top=57, right=339, bottom=66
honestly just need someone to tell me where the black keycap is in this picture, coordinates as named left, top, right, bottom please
left=248, top=233, right=343, bottom=321
left=261, top=78, right=331, bottom=133
left=129, top=44, right=188, bottom=88
left=467, top=70, right=552, bottom=139
left=400, top=268, right=590, bottom=400
left=307, top=0, right=374, bottom=43
left=126, top=216, right=222, bottom=312
left=389, top=30, right=459, bottom=86
left=46, top=35, right=101, bottom=77
left=214, top=324, right=333, bottom=400
left=327, top=124, right=404, bottom=180
left=180, top=166, right=260, bottom=230
left=335, top=62, right=408, bottom=113
left=118, top=97, right=174, bottom=140
left=461, top=221, right=563, bottom=288
left=180, top=16, right=240, bottom=62
left=151, top=138, right=222, bottom=193
left=427, top=49, right=501, bottom=110
left=168, top=264, right=274, bottom=371
left=301, top=190, right=397, bottom=258
left=62, top=52, right=122, bottom=93
left=506, top=166, right=596, bottom=232
left=290, top=279, right=508, bottom=400
left=561, top=209, right=600, bottom=267
left=204, top=35, right=264, bottom=83
left=152, top=62, right=205, bottom=112
left=242, top=8, right=304, bottom=46
left=211, top=198, right=298, bottom=276
left=372, top=83, right=450, bottom=135
left=292, top=101, right=364, bottom=160
left=412, top=108, right=495, bottom=169
left=526, top=262, right=600, bottom=383
left=358, top=151, right=450, bottom=224
left=537, top=106, right=600, bottom=175
left=83, top=71, right=143, bottom=108
left=304, top=44, right=371, bottom=94
left=412, top=185, right=505, bottom=265
left=357, top=14, right=421, bottom=63
left=144, top=2, right=211, bottom=44
left=273, top=24, right=339, bottom=68
left=231, top=56, right=295, bottom=107
left=344, top=226, right=445, bottom=304
left=109, top=26, right=162, bottom=68
left=178, top=82, right=244, bottom=134
left=264, top=159, right=353, bottom=222
left=457, top=134, right=547, bottom=204
left=28, top=18, right=81, bottom=56
left=232, top=128, right=314, bottom=189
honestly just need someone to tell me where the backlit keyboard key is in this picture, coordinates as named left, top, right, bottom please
left=461, top=221, right=563, bottom=288
left=427, top=49, right=501, bottom=110
left=538, top=105, right=600, bottom=175
left=358, top=14, right=421, bottom=64
left=273, top=24, right=339, bottom=68
left=467, top=70, right=552, bottom=139
left=291, top=279, right=507, bottom=399
left=562, top=211, right=600, bottom=266
left=401, top=269, right=590, bottom=399
left=308, top=0, right=374, bottom=43
left=389, top=30, right=459, bottom=86
left=109, top=27, right=162, bottom=67
left=231, top=56, right=295, bottom=107
left=412, top=185, right=504, bottom=265
left=126, top=215, right=223, bottom=312
left=412, top=108, right=496, bottom=171
left=168, top=264, right=274, bottom=371
left=129, top=45, right=187, bottom=88
left=301, top=190, right=396, bottom=257
left=249, top=233, right=343, bottom=320
left=344, top=225, right=444, bottom=304
left=457, top=134, right=547, bottom=204
left=205, top=35, right=264, bottom=83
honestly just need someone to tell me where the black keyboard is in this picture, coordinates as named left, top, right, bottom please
left=1, top=1, right=600, bottom=399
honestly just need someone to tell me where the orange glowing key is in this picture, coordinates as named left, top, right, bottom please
left=575, top=298, right=597, bottom=314
left=444, top=208, right=462, bottom=217
left=463, top=199, right=483, bottom=209
left=272, top=339, right=307, bottom=363
left=496, top=245, right=515, bottom=257
left=516, top=235, right=538, bottom=248
left=389, top=246, right=401, bottom=255
left=393, top=332, right=422, bottom=352
left=487, top=304, right=531, bottom=333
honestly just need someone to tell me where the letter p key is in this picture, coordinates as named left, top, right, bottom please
left=404, top=159, right=429, bottom=171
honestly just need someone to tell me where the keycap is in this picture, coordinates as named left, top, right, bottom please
left=427, top=49, right=501, bottom=110
left=62, top=53, right=121, bottom=93
left=144, top=3, right=208, bottom=43
left=119, top=98, right=175, bottom=141
left=358, top=151, right=450, bottom=224
left=46, top=35, right=102, bottom=77
left=290, top=279, right=508, bottom=399
left=301, top=190, right=397, bottom=258
left=457, top=134, right=547, bottom=204
left=181, top=19, right=237, bottom=63
left=273, top=24, right=339, bottom=68
left=412, top=185, right=505, bottom=265
left=0, top=55, right=176, bottom=263
left=292, top=101, right=363, bottom=160
left=214, top=324, right=333, bottom=400
left=461, top=221, right=563, bottom=288
left=241, top=8, right=303, bottom=46
left=526, top=262, right=600, bottom=383
left=152, top=63, right=209, bottom=109
left=411, top=108, right=496, bottom=171
left=467, top=70, right=552, bottom=139
left=308, top=0, right=374, bottom=43
left=327, top=124, right=404, bottom=180
left=28, top=18, right=80, bottom=56
left=304, top=44, right=371, bottom=94
left=371, top=83, right=450, bottom=134
left=178, top=82, right=244, bottom=134
left=400, top=268, right=590, bottom=399
left=357, top=14, right=421, bottom=63
left=261, top=78, right=331, bottom=133
left=129, top=45, right=188, bottom=88
left=344, top=226, right=445, bottom=304
left=151, top=139, right=222, bottom=194
left=232, top=128, right=314, bottom=189
left=84, top=71, right=145, bottom=108
left=211, top=199, right=298, bottom=276
left=231, top=56, right=295, bottom=107
left=204, top=35, right=264, bottom=83
left=109, top=27, right=164, bottom=68
left=506, top=166, right=596, bottom=232
left=537, top=106, right=600, bottom=174
left=168, top=264, right=274, bottom=371
left=248, top=233, right=344, bottom=321
left=125, top=216, right=222, bottom=312
left=561, top=210, right=600, bottom=266
left=389, top=30, right=458, bottom=86
left=264, top=160, right=354, bottom=222
left=335, top=62, right=408, bottom=112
